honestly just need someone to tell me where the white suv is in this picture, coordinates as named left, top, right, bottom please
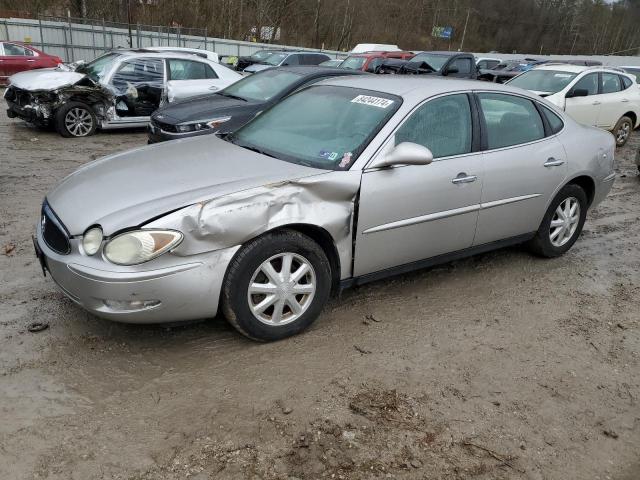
left=508, top=64, right=640, bottom=146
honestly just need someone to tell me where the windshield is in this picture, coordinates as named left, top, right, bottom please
left=77, top=53, right=121, bottom=82
left=340, top=56, right=367, bottom=70
left=508, top=69, right=578, bottom=93
left=222, top=69, right=302, bottom=102
left=250, top=50, right=274, bottom=61
left=264, top=53, right=288, bottom=65
left=410, top=53, right=449, bottom=71
left=230, top=85, right=401, bottom=170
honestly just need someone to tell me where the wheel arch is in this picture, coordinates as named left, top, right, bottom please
left=623, top=111, right=638, bottom=128
left=566, top=175, right=596, bottom=207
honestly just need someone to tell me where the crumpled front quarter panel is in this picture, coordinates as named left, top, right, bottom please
left=148, top=171, right=363, bottom=279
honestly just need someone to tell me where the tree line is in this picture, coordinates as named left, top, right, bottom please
left=4, top=0, right=640, bottom=55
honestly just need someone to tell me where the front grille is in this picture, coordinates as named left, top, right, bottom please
left=5, top=86, right=32, bottom=107
left=41, top=202, right=71, bottom=255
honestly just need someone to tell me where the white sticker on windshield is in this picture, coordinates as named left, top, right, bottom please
left=351, top=95, right=394, bottom=109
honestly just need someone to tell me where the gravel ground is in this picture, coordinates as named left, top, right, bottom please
left=0, top=105, right=639, bottom=480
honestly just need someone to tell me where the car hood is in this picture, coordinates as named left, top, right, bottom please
left=9, top=68, right=86, bottom=91
left=153, top=94, right=262, bottom=124
left=245, top=64, right=272, bottom=73
left=46, top=135, right=323, bottom=236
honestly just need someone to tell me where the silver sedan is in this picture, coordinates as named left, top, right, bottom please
left=35, top=77, right=616, bottom=341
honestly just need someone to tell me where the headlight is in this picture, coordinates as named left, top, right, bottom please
left=176, top=116, right=231, bottom=133
left=82, top=227, right=103, bottom=255
left=103, top=230, right=183, bottom=265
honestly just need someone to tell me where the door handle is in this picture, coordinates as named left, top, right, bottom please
left=208, top=86, right=219, bottom=91
left=27, top=59, right=36, bottom=62
left=451, top=173, right=477, bottom=184
left=592, top=101, right=601, bottom=105
left=544, top=158, right=565, bottom=167
left=621, top=99, right=629, bottom=103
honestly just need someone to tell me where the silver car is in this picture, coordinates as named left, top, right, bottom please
left=35, top=77, right=616, bottom=341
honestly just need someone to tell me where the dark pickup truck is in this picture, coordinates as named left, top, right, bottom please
left=377, top=51, right=478, bottom=79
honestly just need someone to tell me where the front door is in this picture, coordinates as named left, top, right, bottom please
left=354, top=93, right=482, bottom=276
left=565, top=72, right=600, bottom=126
left=474, top=92, right=568, bottom=245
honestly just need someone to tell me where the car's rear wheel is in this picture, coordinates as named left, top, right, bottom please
left=613, top=115, right=633, bottom=147
left=55, top=102, right=97, bottom=138
left=528, top=184, right=588, bottom=258
left=221, top=229, right=331, bottom=341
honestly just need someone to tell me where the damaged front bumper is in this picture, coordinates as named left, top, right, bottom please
left=35, top=219, right=240, bottom=324
left=4, top=86, right=54, bottom=126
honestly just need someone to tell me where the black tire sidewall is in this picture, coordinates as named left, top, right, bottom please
left=222, top=230, right=331, bottom=341
left=614, top=116, right=632, bottom=147
left=532, top=184, right=588, bottom=257
left=55, top=102, right=97, bottom=138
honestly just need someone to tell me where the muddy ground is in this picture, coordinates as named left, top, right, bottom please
left=0, top=105, right=639, bottom=480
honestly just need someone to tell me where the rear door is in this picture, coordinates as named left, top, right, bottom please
left=474, top=92, right=567, bottom=245
left=565, top=72, right=600, bottom=126
left=166, top=58, right=226, bottom=101
left=354, top=93, right=482, bottom=276
left=596, top=72, right=626, bottom=129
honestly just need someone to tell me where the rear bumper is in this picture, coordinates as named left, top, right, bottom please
left=35, top=221, right=239, bottom=324
left=592, top=172, right=616, bottom=208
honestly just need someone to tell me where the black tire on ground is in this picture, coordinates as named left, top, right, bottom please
left=221, top=229, right=332, bottom=342
left=528, top=184, right=588, bottom=258
left=613, top=115, right=633, bottom=147
left=54, top=101, right=97, bottom=138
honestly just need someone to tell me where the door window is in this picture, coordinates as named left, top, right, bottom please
left=168, top=59, right=217, bottom=80
left=571, top=73, right=598, bottom=95
left=111, top=58, right=164, bottom=88
left=621, top=75, right=633, bottom=89
left=478, top=93, right=544, bottom=149
left=283, top=54, right=300, bottom=66
left=395, top=94, right=472, bottom=158
left=601, top=73, right=621, bottom=94
left=450, top=58, right=472, bottom=74
left=3, top=43, right=33, bottom=56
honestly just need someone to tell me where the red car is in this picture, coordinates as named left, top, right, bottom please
left=0, top=42, right=63, bottom=86
left=340, top=51, right=415, bottom=73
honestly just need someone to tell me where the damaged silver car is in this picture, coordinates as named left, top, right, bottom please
left=4, top=49, right=242, bottom=137
left=34, top=77, right=616, bottom=341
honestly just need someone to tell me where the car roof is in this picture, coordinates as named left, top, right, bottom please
left=415, top=51, right=469, bottom=56
left=316, top=75, right=534, bottom=98
left=112, top=49, right=215, bottom=61
left=273, top=66, right=365, bottom=78
left=534, top=64, right=624, bottom=74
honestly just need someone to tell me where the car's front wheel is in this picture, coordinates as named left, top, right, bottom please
left=613, top=115, right=633, bottom=147
left=528, top=184, right=588, bottom=258
left=221, top=229, right=331, bottom=341
left=55, top=102, right=97, bottom=138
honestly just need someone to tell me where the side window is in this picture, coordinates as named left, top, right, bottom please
left=4, top=43, right=30, bottom=56
left=477, top=60, right=488, bottom=69
left=601, top=73, right=621, bottom=94
left=571, top=73, right=599, bottom=96
left=450, top=58, right=472, bottom=74
left=366, top=58, right=383, bottom=73
left=168, top=59, right=217, bottom=80
left=478, top=93, right=545, bottom=149
left=284, top=54, right=299, bottom=66
left=541, top=105, right=564, bottom=135
left=111, top=58, right=164, bottom=88
left=395, top=94, right=472, bottom=159
left=621, top=75, right=633, bottom=89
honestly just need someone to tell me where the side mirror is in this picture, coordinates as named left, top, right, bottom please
left=371, top=142, right=434, bottom=169
left=444, top=65, right=459, bottom=75
left=566, top=88, right=589, bottom=98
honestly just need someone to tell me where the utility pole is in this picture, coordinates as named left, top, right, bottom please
left=459, top=8, right=470, bottom=51
left=126, top=0, right=133, bottom=48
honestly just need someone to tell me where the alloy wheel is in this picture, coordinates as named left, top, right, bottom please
left=64, top=107, right=93, bottom=137
left=247, top=252, right=316, bottom=326
left=616, top=121, right=631, bottom=145
left=549, top=197, right=581, bottom=247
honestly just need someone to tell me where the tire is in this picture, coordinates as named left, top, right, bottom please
left=613, top=115, right=633, bottom=147
left=221, top=229, right=332, bottom=341
left=54, top=101, right=97, bottom=138
left=528, top=184, right=588, bottom=258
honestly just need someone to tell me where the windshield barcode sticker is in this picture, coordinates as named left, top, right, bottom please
left=351, top=95, right=394, bottom=108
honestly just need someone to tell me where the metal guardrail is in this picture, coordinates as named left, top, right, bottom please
left=0, top=16, right=349, bottom=63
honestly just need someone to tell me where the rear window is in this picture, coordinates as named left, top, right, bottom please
left=340, top=56, right=367, bottom=70
left=541, top=106, right=564, bottom=134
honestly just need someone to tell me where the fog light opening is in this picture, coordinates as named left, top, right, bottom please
left=103, top=299, right=161, bottom=311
